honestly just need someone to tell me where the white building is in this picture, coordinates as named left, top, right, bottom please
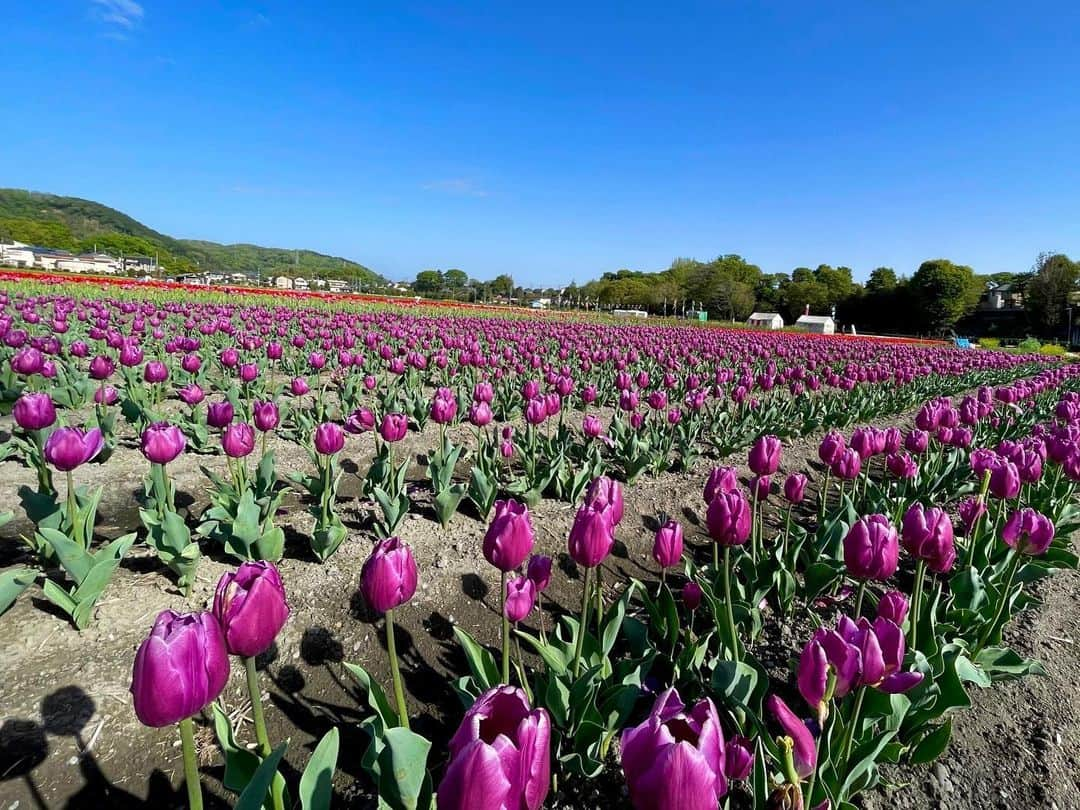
left=274, top=276, right=294, bottom=290
left=293, top=277, right=310, bottom=291
left=0, top=241, right=35, bottom=268
left=795, top=315, right=836, bottom=334
left=747, top=312, right=784, bottom=330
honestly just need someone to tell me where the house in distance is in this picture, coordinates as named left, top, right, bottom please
left=747, top=312, right=784, bottom=330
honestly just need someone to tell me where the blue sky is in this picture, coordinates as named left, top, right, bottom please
left=3, top=2, right=1079, bottom=285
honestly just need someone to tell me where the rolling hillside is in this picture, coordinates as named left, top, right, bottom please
left=0, top=189, right=383, bottom=285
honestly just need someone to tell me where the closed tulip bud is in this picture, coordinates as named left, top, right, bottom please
left=473, top=381, right=494, bottom=403
left=468, top=401, right=493, bottom=427
left=266, top=342, right=283, bottom=360
left=831, top=447, right=862, bottom=480
left=652, top=519, right=684, bottom=569
left=568, top=503, right=615, bottom=568
left=850, top=427, right=875, bottom=460
left=143, top=360, right=169, bottom=384
left=818, top=430, right=845, bottom=465
left=901, top=503, right=956, bottom=573
left=220, top=348, right=239, bottom=368
left=11, top=347, right=44, bottom=375
left=582, top=414, right=603, bottom=437
left=882, top=427, right=903, bottom=455
left=886, top=451, right=918, bottom=479
left=783, top=473, right=808, bottom=504
left=345, top=407, right=376, bottom=434
left=749, top=434, right=782, bottom=475
left=704, top=466, right=739, bottom=504
left=379, top=412, right=409, bottom=442
left=213, top=561, right=290, bottom=658
left=179, top=383, right=205, bottom=406
left=958, top=497, right=987, bottom=535
left=525, top=397, right=547, bottom=425
left=141, top=422, right=186, bottom=465
left=222, top=423, right=256, bottom=458
left=1001, top=508, right=1055, bottom=555
left=314, top=422, right=345, bottom=455
left=430, top=388, right=458, bottom=424
left=526, top=554, right=552, bottom=591
left=682, top=581, right=703, bottom=611
left=360, top=537, right=418, bottom=613
left=44, top=426, right=104, bottom=471
left=988, top=459, right=1021, bottom=500
left=969, top=448, right=999, bottom=480
left=877, top=590, right=910, bottom=626
left=483, top=499, right=535, bottom=572
left=905, top=429, right=930, bottom=454
left=621, top=688, right=728, bottom=810
left=290, top=377, right=310, bottom=396
left=581, top=384, right=598, bottom=404
left=504, top=576, right=537, bottom=622
left=749, top=474, right=772, bottom=502
left=89, top=355, right=115, bottom=380
left=307, top=352, right=326, bottom=370
left=253, top=400, right=280, bottom=432
left=843, top=514, right=899, bottom=581
left=206, top=400, right=234, bottom=428
left=94, top=385, right=118, bottom=405
left=584, top=476, right=624, bottom=526
left=130, top=610, right=230, bottom=727
left=439, top=686, right=551, bottom=810
left=239, top=363, right=259, bottom=383
left=181, top=354, right=201, bottom=374
left=766, top=695, right=816, bottom=781
left=13, top=392, right=56, bottom=431
left=724, top=736, right=754, bottom=782
left=706, top=491, right=752, bottom=547
left=500, top=439, right=514, bottom=458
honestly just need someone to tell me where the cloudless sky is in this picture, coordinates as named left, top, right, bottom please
left=3, top=1, right=1079, bottom=284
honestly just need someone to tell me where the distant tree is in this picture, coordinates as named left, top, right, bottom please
left=414, top=269, right=444, bottom=294
left=1025, top=252, right=1079, bottom=334
left=444, top=268, right=468, bottom=288
left=865, top=267, right=898, bottom=294
left=490, top=274, right=514, bottom=298
left=909, top=259, right=981, bottom=333
left=781, top=280, right=830, bottom=321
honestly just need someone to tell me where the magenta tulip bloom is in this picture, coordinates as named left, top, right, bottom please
left=222, top=423, right=256, bottom=458
left=843, top=514, right=899, bottom=581
left=430, top=388, right=458, bottom=424
left=901, top=504, right=956, bottom=573
left=682, top=581, right=703, bottom=611
left=877, top=590, right=910, bottom=626
left=439, top=686, right=551, bottom=810
left=504, top=576, right=537, bottom=622
left=850, top=616, right=924, bottom=693
left=483, top=499, right=535, bottom=572
left=13, top=392, right=56, bottom=431
left=360, top=537, right=418, bottom=613
left=652, top=519, right=684, bottom=569
left=706, top=491, right=752, bottom=547
left=44, top=426, right=104, bottom=471
left=178, top=383, right=205, bottom=407
left=253, top=400, right=280, bottom=432
left=141, top=422, right=187, bottom=465
left=213, top=561, right=290, bottom=658
left=748, top=434, right=782, bottom=476
left=379, top=412, right=409, bottom=442
left=831, top=447, right=862, bottom=480
left=582, top=414, right=603, bottom=438
left=526, top=554, right=552, bottom=591
left=130, top=610, right=230, bottom=727
left=568, top=502, right=616, bottom=568
left=621, top=688, right=727, bottom=810
left=206, top=400, right=234, bottom=428
left=724, top=736, right=754, bottom=782
left=988, top=459, right=1021, bottom=500
left=703, top=466, right=739, bottom=505
left=905, top=429, right=930, bottom=454
left=818, top=430, right=845, bottom=465
left=749, top=474, right=772, bottom=503
left=89, top=355, right=115, bottom=380
left=783, top=473, right=807, bottom=504
left=886, top=451, right=918, bottom=479
left=290, top=377, right=310, bottom=396
left=11, top=347, right=44, bottom=375
left=766, top=695, right=816, bottom=780
left=1002, top=508, right=1055, bottom=555
left=144, top=360, right=169, bottom=384
left=958, top=497, right=988, bottom=535
left=584, top=475, right=624, bottom=527
left=468, top=401, right=493, bottom=427
left=314, top=422, right=345, bottom=455
left=345, top=407, right=376, bottom=434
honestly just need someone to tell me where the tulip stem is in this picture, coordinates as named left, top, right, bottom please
left=245, top=657, right=286, bottom=810
left=723, top=547, right=739, bottom=664
left=178, top=716, right=203, bottom=810
left=909, top=560, right=927, bottom=652
left=385, top=609, right=410, bottom=729
left=853, top=580, right=868, bottom=618
left=975, top=550, right=1020, bottom=654
left=572, top=567, right=592, bottom=678
left=819, top=468, right=831, bottom=521
left=595, top=566, right=603, bottom=638
left=500, top=570, right=511, bottom=684
left=65, top=470, right=79, bottom=545
left=840, top=687, right=866, bottom=768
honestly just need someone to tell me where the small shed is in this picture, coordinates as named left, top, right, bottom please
left=747, top=312, right=784, bottom=330
left=795, top=315, right=836, bottom=334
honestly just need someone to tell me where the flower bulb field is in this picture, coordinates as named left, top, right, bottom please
left=2, top=278, right=1080, bottom=810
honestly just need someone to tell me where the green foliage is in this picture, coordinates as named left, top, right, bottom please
left=1025, top=252, right=1080, bottom=332
left=1017, top=337, right=1041, bottom=352
left=1039, top=343, right=1066, bottom=355
left=977, top=337, right=1001, bottom=349
left=910, top=259, right=982, bottom=332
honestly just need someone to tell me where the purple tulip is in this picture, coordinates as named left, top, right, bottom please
left=582, top=414, right=603, bottom=438
left=886, top=451, right=918, bottom=479
left=431, top=387, right=458, bottom=424
left=11, top=347, right=44, bottom=375
left=239, top=363, right=259, bottom=383
left=483, top=499, right=535, bottom=572
left=526, top=554, right=552, bottom=591
left=213, top=561, right=290, bottom=658
left=831, top=447, right=862, bottom=480
left=222, top=423, right=256, bottom=458
left=749, top=474, right=772, bottom=502
left=1001, top=508, right=1055, bottom=555
left=468, top=401, right=493, bottom=427
left=141, top=422, right=187, bottom=465
left=850, top=427, right=876, bottom=460
left=44, top=426, right=104, bottom=471
left=253, top=400, right=280, bottom=432
left=360, top=537, right=418, bottom=613
left=314, top=422, right=345, bottom=455
left=568, top=502, right=616, bottom=568
left=144, top=360, right=169, bottom=384
left=843, top=514, right=899, bottom=581
left=504, top=576, right=537, bottom=622
left=988, top=459, right=1021, bottom=500
left=682, top=581, right=703, bottom=611
left=290, top=377, right=310, bottom=396
left=130, top=610, right=230, bottom=727
left=525, top=397, right=547, bottom=425
left=706, top=491, right=752, bottom=547
left=748, top=434, right=782, bottom=476
left=178, top=383, right=205, bottom=406
left=13, top=392, right=56, bottom=431
left=652, top=520, right=684, bottom=569
left=584, top=476, right=624, bottom=527
left=905, top=429, right=930, bottom=455
left=379, top=412, right=409, bottom=442
left=206, top=400, right=235, bottom=428
left=783, top=472, right=807, bottom=504
left=877, top=591, right=910, bottom=626
left=901, top=503, right=956, bottom=573
left=439, top=686, right=551, bottom=810
left=621, top=688, right=727, bottom=810
left=89, top=355, right=115, bottom=380
left=766, top=694, right=816, bottom=780
left=958, top=497, right=988, bottom=536
left=724, top=736, right=754, bottom=782
left=94, top=386, right=118, bottom=405
left=345, top=407, right=376, bottom=434
left=818, top=430, right=845, bottom=465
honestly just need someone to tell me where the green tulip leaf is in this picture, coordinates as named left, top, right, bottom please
left=299, top=727, right=339, bottom=810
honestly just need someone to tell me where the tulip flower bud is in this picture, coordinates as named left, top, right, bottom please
left=568, top=503, right=615, bottom=568
left=988, top=459, right=1021, bottom=500
left=253, top=400, right=280, bottom=432
left=379, top=412, right=409, bottom=443
left=652, top=519, right=684, bottom=569
left=831, top=447, right=862, bottom=481
left=584, top=476, right=624, bottom=527
left=345, top=407, right=376, bottom=434
left=724, top=736, right=755, bottom=782
left=206, top=400, right=234, bottom=429
left=13, top=392, right=56, bottom=431
left=958, top=496, right=987, bottom=536
left=682, top=581, right=703, bottom=611
left=213, top=561, right=290, bottom=658
left=901, top=503, right=956, bottom=573
left=483, top=499, right=535, bottom=572
left=748, top=434, right=782, bottom=476
left=360, top=537, right=418, bottom=613
left=749, top=474, right=772, bottom=503
left=314, top=422, right=345, bottom=455
left=141, top=422, right=187, bottom=465
left=468, top=401, right=493, bottom=427
left=504, top=576, right=537, bottom=622
left=703, top=466, right=739, bottom=504
left=582, top=414, right=603, bottom=438
left=818, top=430, right=845, bottom=465
left=783, top=473, right=807, bottom=504
left=1001, top=508, right=1055, bottom=555
left=905, top=429, right=929, bottom=455
left=430, top=388, right=458, bottom=424
left=130, top=610, right=230, bottom=727
left=877, top=590, right=910, bottom=626
left=843, top=514, right=899, bottom=581
left=143, top=360, right=169, bottom=384
left=706, top=491, right=752, bottom=547
left=179, top=383, right=205, bottom=406
left=290, top=377, right=310, bottom=396
left=526, top=554, right=552, bottom=592
left=525, top=397, right=547, bottom=425
left=44, top=426, right=104, bottom=471
left=222, top=423, right=256, bottom=458
left=89, top=355, right=115, bottom=380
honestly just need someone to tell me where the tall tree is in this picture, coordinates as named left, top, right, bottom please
left=909, top=259, right=981, bottom=332
left=414, top=269, right=443, bottom=294
left=1025, top=253, right=1079, bottom=334
left=865, top=267, right=897, bottom=294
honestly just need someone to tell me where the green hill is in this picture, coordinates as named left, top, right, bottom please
left=0, top=188, right=383, bottom=285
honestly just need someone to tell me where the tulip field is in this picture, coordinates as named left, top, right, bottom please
left=2, top=278, right=1080, bottom=810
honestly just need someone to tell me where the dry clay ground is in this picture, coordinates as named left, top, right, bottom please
left=0, top=405, right=1078, bottom=810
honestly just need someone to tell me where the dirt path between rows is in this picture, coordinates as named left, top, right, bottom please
left=1, top=400, right=1078, bottom=809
